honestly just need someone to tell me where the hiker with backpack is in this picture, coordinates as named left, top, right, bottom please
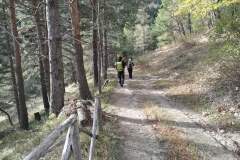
left=127, top=57, right=134, bottom=79
left=116, top=56, right=126, bottom=87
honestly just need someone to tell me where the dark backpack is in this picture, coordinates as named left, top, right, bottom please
left=128, top=62, right=134, bottom=68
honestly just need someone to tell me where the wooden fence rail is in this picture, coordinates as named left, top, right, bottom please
left=24, top=97, right=102, bottom=160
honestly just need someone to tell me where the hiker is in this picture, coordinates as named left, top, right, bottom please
left=116, top=56, right=126, bottom=87
left=114, top=61, right=117, bottom=68
left=127, top=57, right=134, bottom=79
left=114, top=60, right=118, bottom=77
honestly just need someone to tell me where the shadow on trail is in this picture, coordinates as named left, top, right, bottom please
left=108, top=111, right=228, bottom=159
left=109, top=113, right=204, bottom=129
left=108, top=113, right=158, bottom=125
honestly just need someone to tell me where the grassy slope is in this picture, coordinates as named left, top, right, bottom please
left=0, top=81, right=118, bottom=160
left=133, top=37, right=240, bottom=159
left=138, top=36, right=240, bottom=132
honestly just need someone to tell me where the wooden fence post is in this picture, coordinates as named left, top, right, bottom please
left=97, top=97, right=103, bottom=132
left=61, top=125, right=74, bottom=160
left=72, top=121, right=81, bottom=160
left=89, top=98, right=99, bottom=160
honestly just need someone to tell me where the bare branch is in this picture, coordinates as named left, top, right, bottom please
left=0, top=108, right=14, bottom=126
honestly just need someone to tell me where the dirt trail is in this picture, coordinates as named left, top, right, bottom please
left=109, top=69, right=239, bottom=160
left=110, top=76, right=169, bottom=160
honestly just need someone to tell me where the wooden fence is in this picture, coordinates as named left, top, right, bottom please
left=24, top=97, right=102, bottom=160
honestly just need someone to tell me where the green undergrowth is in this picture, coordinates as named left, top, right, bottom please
left=0, top=115, right=65, bottom=160
left=0, top=74, right=119, bottom=160
left=89, top=120, right=119, bottom=160
left=99, top=78, right=118, bottom=109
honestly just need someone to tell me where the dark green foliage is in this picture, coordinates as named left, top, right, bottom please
left=212, top=4, right=240, bottom=41
left=146, top=0, right=161, bottom=25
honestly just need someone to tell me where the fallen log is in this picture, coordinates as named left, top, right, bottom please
left=77, top=107, right=90, bottom=127
left=60, top=100, right=92, bottom=127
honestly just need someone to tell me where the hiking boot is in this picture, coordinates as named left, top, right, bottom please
left=120, top=83, right=123, bottom=87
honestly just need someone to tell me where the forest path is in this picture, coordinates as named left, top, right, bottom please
left=109, top=70, right=169, bottom=160
left=108, top=68, right=239, bottom=160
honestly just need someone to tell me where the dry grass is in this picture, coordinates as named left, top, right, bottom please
left=137, top=37, right=240, bottom=133
left=134, top=38, right=240, bottom=159
left=0, top=116, right=65, bottom=160
left=141, top=102, right=202, bottom=160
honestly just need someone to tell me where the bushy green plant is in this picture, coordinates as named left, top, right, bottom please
left=212, top=4, right=240, bottom=41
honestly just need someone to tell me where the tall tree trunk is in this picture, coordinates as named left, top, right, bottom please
left=68, top=0, right=93, bottom=100
left=187, top=13, right=192, bottom=34
left=177, top=17, right=186, bottom=36
left=100, top=29, right=103, bottom=77
left=103, top=1, right=107, bottom=80
left=143, top=26, right=146, bottom=54
left=3, top=6, right=20, bottom=123
left=92, top=0, right=98, bottom=87
left=8, top=44, right=20, bottom=123
left=43, top=2, right=50, bottom=98
left=32, top=0, right=50, bottom=114
left=46, top=0, right=64, bottom=116
left=97, top=1, right=102, bottom=94
left=9, top=0, right=28, bottom=129
left=71, top=60, right=77, bottom=84
left=103, top=28, right=108, bottom=79
left=38, top=53, right=50, bottom=113
left=131, top=29, right=134, bottom=57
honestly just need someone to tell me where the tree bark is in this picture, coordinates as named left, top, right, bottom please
left=97, top=1, right=102, bottom=94
left=103, top=1, right=108, bottom=80
left=8, top=44, right=20, bottom=123
left=187, top=13, right=192, bottom=34
left=43, top=3, right=51, bottom=97
left=9, top=0, right=29, bottom=129
left=3, top=6, right=20, bottom=123
left=68, top=0, right=93, bottom=100
left=38, top=53, right=50, bottom=113
left=177, top=17, right=186, bottom=36
left=70, top=60, right=77, bottom=84
left=79, top=104, right=92, bottom=124
left=92, top=0, right=98, bottom=87
left=103, top=29, right=108, bottom=79
left=46, top=0, right=65, bottom=116
left=32, top=0, right=50, bottom=114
